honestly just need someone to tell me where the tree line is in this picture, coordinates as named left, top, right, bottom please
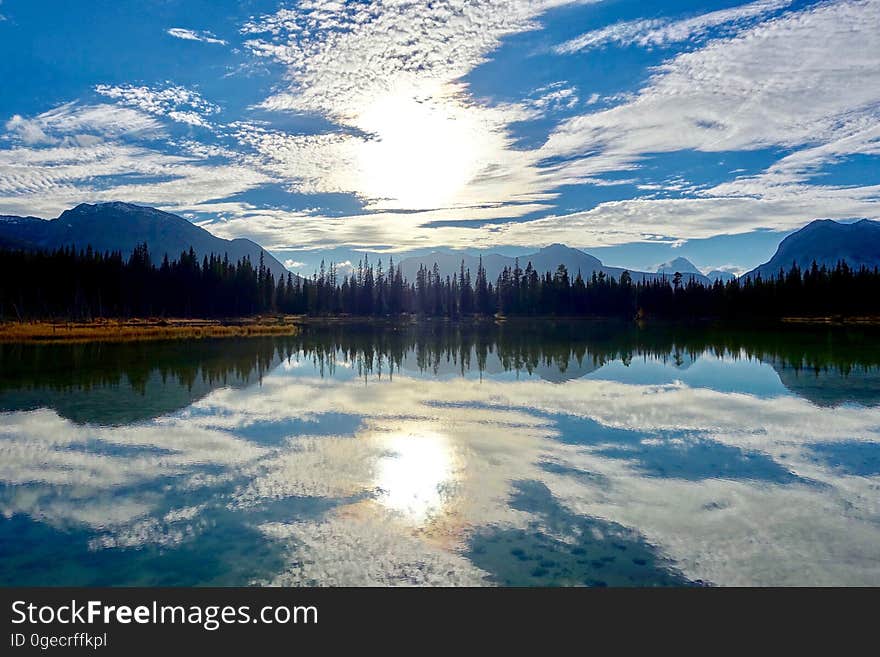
left=1, top=243, right=879, bottom=321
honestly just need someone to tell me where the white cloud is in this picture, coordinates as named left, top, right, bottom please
left=167, top=27, right=227, bottom=46
left=190, top=0, right=880, bottom=252
left=95, top=84, right=220, bottom=128
left=230, top=97, right=552, bottom=213
left=197, top=200, right=552, bottom=251
left=241, top=0, right=589, bottom=118
left=0, top=103, right=273, bottom=218
left=556, top=0, right=793, bottom=54
left=335, top=260, right=354, bottom=275
left=5, top=115, right=52, bottom=145
left=235, top=1, right=592, bottom=212
left=704, top=264, right=745, bottom=277
left=524, top=0, right=880, bottom=244
left=556, top=18, right=663, bottom=54
left=191, top=188, right=878, bottom=253
left=703, top=123, right=880, bottom=204
left=547, top=1, right=880, bottom=160
left=4, top=102, right=163, bottom=146
left=484, top=193, right=880, bottom=248
left=525, top=82, right=580, bottom=114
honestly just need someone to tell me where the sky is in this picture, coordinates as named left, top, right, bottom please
left=1, top=0, right=879, bottom=276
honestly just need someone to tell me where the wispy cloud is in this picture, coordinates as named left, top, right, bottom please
left=556, top=0, right=793, bottom=54
left=529, top=0, right=880, bottom=244
left=167, top=27, right=227, bottom=46
left=0, top=101, right=271, bottom=218
left=485, top=193, right=880, bottom=248
left=4, top=102, right=163, bottom=145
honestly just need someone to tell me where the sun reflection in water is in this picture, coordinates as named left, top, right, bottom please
left=375, top=430, right=456, bottom=525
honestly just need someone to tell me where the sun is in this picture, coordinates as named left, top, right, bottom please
left=355, top=91, right=485, bottom=210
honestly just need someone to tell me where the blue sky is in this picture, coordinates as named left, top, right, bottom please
left=1, top=0, right=879, bottom=276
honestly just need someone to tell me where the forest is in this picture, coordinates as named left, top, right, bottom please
left=1, top=243, right=879, bottom=321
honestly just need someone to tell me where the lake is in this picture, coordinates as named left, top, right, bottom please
left=2, top=320, right=879, bottom=586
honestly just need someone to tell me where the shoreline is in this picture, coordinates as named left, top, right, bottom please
left=0, top=317, right=304, bottom=343
left=2, top=314, right=880, bottom=344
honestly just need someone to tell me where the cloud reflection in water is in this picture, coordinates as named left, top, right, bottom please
left=1, top=324, right=879, bottom=586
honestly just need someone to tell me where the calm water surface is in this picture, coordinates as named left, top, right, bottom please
left=2, top=321, right=879, bottom=586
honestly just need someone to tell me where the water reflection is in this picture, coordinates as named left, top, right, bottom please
left=376, top=430, right=457, bottom=525
left=0, top=338, right=289, bottom=425
left=1, top=321, right=879, bottom=586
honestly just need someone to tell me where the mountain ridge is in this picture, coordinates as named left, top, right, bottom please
left=398, top=244, right=668, bottom=284
left=398, top=245, right=722, bottom=285
left=745, top=218, right=880, bottom=279
left=0, top=202, right=289, bottom=280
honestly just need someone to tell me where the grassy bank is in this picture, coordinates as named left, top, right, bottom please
left=780, top=316, right=880, bottom=325
left=0, top=317, right=304, bottom=343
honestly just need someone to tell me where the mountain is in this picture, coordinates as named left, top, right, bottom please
left=0, top=202, right=289, bottom=279
left=396, top=250, right=509, bottom=284
left=0, top=215, right=46, bottom=250
left=398, top=244, right=664, bottom=284
left=656, top=257, right=701, bottom=276
left=511, top=244, right=603, bottom=280
left=745, top=218, right=880, bottom=280
left=656, top=257, right=710, bottom=285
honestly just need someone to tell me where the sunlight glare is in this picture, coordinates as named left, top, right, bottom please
left=356, top=92, right=485, bottom=209
left=375, top=430, right=456, bottom=525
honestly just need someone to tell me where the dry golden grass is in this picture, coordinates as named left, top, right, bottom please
left=781, top=316, right=880, bottom=325
left=0, top=316, right=303, bottom=343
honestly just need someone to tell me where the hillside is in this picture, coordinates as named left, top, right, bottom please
left=0, top=202, right=289, bottom=280
left=745, top=219, right=880, bottom=279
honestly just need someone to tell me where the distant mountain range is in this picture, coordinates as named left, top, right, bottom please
left=397, top=244, right=644, bottom=283
left=2, top=203, right=876, bottom=287
left=745, top=218, right=880, bottom=279
left=398, top=244, right=667, bottom=284
left=401, top=219, right=880, bottom=285
left=0, top=202, right=288, bottom=279
left=398, top=244, right=730, bottom=285
left=652, top=257, right=734, bottom=284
